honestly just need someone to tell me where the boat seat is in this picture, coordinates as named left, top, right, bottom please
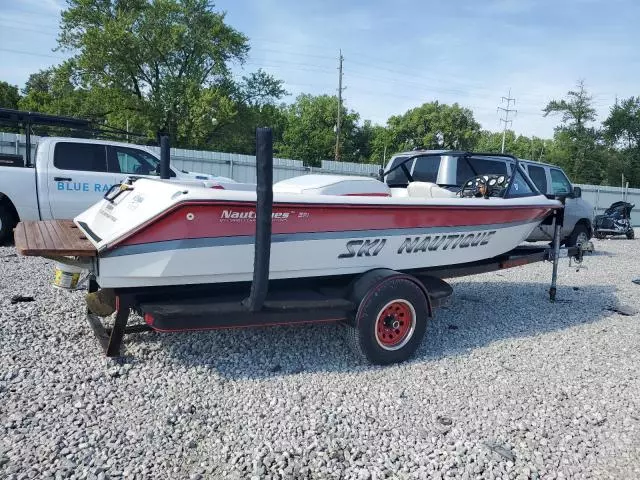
left=406, top=181, right=458, bottom=199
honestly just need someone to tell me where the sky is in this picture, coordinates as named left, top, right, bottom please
left=1, top=0, right=639, bottom=139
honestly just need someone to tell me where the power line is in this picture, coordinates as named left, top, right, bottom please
left=497, top=88, right=517, bottom=153
left=0, top=47, right=66, bottom=60
left=335, top=49, right=344, bottom=161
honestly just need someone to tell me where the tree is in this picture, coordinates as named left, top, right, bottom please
left=603, top=97, right=640, bottom=186
left=543, top=80, right=597, bottom=130
left=17, top=61, right=117, bottom=136
left=476, top=130, right=547, bottom=160
left=542, top=80, right=603, bottom=184
left=368, top=125, right=394, bottom=166
left=0, top=81, right=21, bottom=132
left=386, top=102, right=481, bottom=153
left=56, top=0, right=284, bottom=146
left=276, top=94, right=360, bottom=166
left=604, top=97, right=640, bottom=150
left=0, top=81, right=20, bottom=109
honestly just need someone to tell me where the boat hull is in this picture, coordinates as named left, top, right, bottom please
left=72, top=178, right=559, bottom=288
left=94, top=206, right=549, bottom=288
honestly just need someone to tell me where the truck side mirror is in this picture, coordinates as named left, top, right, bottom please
left=572, top=186, right=582, bottom=198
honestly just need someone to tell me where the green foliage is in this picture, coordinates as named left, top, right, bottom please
left=604, top=97, right=640, bottom=149
left=541, top=80, right=605, bottom=184
left=0, top=81, right=20, bottom=109
left=0, top=81, right=21, bottom=132
left=386, top=102, right=481, bottom=152
left=476, top=130, right=546, bottom=160
left=52, top=0, right=284, bottom=146
left=542, top=80, right=597, bottom=130
left=276, top=94, right=360, bottom=166
left=602, top=97, right=640, bottom=186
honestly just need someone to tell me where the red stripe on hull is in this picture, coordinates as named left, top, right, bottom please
left=117, top=200, right=553, bottom=247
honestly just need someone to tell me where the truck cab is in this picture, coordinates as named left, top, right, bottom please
left=0, top=137, right=240, bottom=243
left=36, top=137, right=238, bottom=219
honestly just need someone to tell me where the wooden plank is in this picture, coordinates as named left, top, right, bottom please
left=28, top=221, right=46, bottom=252
left=13, top=220, right=96, bottom=257
left=37, top=221, right=57, bottom=251
left=43, top=220, right=67, bottom=252
left=57, top=220, right=89, bottom=252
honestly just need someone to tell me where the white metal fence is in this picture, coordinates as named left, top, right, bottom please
left=2, top=132, right=638, bottom=225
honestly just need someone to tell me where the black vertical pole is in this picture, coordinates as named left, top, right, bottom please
left=160, top=135, right=170, bottom=179
left=243, top=127, right=273, bottom=312
left=549, top=197, right=565, bottom=302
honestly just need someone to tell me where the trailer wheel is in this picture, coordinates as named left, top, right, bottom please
left=345, top=272, right=429, bottom=365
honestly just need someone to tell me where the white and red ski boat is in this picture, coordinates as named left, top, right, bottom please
left=69, top=169, right=559, bottom=288
left=14, top=128, right=586, bottom=365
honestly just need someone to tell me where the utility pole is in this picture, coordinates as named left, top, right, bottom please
left=497, top=88, right=517, bottom=153
left=334, top=49, right=344, bottom=161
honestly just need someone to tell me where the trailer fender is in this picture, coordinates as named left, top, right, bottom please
left=348, top=268, right=432, bottom=327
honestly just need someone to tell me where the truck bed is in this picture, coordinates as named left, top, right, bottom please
left=14, top=220, right=97, bottom=257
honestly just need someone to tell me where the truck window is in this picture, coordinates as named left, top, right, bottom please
left=456, top=157, right=507, bottom=184
left=412, top=156, right=441, bottom=183
left=107, top=146, right=161, bottom=176
left=550, top=168, right=572, bottom=195
left=54, top=142, right=107, bottom=172
left=526, top=164, right=548, bottom=194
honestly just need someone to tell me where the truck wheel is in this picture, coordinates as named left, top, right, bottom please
left=345, top=273, right=429, bottom=365
left=0, top=204, right=16, bottom=245
left=566, top=223, right=590, bottom=247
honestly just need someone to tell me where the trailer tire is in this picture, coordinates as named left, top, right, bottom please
left=0, top=203, right=17, bottom=245
left=345, top=272, right=429, bottom=365
left=626, top=229, right=635, bottom=239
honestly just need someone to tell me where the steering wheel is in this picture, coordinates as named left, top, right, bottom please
left=459, top=174, right=510, bottom=198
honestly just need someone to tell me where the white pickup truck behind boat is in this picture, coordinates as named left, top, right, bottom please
left=0, top=136, right=246, bottom=243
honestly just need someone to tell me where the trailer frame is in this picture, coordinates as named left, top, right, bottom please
left=84, top=242, right=584, bottom=360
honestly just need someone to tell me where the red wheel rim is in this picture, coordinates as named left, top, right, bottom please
left=375, top=299, right=416, bottom=350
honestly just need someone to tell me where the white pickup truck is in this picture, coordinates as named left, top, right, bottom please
left=0, top=136, right=241, bottom=243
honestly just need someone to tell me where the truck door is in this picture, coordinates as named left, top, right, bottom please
left=47, top=142, right=115, bottom=219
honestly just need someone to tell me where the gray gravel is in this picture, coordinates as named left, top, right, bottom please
left=1, top=233, right=640, bottom=479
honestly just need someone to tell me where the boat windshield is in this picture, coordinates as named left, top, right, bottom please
left=505, top=167, right=537, bottom=197
left=385, top=154, right=442, bottom=187
left=385, top=156, right=411, bottom=186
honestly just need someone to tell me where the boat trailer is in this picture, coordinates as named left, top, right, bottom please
left=13, top=128, right=589, bottom=365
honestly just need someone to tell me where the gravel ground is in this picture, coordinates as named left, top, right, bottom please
left=1, top=233, right=639, bottom=480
